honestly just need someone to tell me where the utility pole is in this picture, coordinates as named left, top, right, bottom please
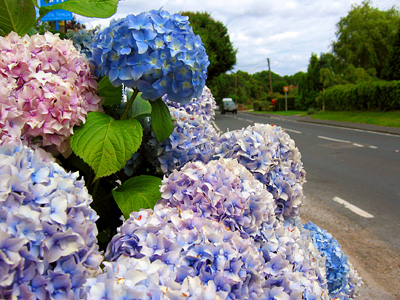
left=267, top=58, right=273, bottom=95
left=235, top=74, right=238, bottom=105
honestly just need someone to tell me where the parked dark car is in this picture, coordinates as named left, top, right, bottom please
left=221, top=99, right=237, bottom=114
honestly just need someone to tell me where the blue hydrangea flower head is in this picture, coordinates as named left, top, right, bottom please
left=303, top=221, right=362, bottom=299
left=66, top=29, right=95, bottom=59
left=90, top=9, right=209, bottom=104
left=0, top=142, right=102, bottom=299
left=163, top=85, right=217, bottom=123
left=145, top=106, right=218, bottom=175
left=213, top=123, right=306, bottom=220
left=102, top=206, right=267, bottom=299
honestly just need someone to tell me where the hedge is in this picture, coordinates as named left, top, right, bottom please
left=253, top=100, right=271, bottom=111
left=319, top=80, right=400, bottom=111
left=275, top=96, right=296, bottom=111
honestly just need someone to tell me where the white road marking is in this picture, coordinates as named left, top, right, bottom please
left=318, top=136, right=351, bottom=143
left=332, top=196, right=374, bottom=218
left=318, top=136, right=379, bottom=149
left=211, top=121, right=222, bottom=133
left=352, top=143, right=364, bottom=147
left=285, top=128, right=302, bottom=134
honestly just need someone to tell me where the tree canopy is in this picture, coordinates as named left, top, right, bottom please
left=332, top=1, right=400, bottom=78
left=383, top=20, right=400, bottom=80
left=181, top=11, right=236, bottom=82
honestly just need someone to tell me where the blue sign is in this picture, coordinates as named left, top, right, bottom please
left=40, top=0, right=73, bottom=22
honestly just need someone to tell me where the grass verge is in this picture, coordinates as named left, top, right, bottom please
left=310, top=111, right=400, bottom=128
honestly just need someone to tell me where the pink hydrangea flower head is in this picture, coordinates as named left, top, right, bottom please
left=0, top=31, right=103, bottom=154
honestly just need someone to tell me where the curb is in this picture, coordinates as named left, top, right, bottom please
left=242, top=112, right=400, bottom=136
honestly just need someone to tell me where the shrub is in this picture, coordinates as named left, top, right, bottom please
left=253, top=100, right=270, bottom=111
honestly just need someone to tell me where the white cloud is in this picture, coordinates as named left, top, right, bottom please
left=76, top=0, right=399, bottom=76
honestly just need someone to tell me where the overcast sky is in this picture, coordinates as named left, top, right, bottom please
left=77, top=0, right=399, bottom=76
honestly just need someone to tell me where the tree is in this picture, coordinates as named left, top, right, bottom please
left=332, top=1, right=400, bottom=78
left=343, top=64, right=374, bottom=83
left=285, top=71, right=306, bottom=86
left=297, top=53, right=325, bottom=110
left=210, top=71, right=263, bottom=105
left=273, top=81, right=289, bottom=94
left=384, top=20, right=400, bottom=80
left=66, top=16, right=86, bottom=31
left=181, top=12, right=236, bottom=82
left=253, top=70, right=285, bottom=94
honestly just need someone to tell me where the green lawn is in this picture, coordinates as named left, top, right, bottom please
left=251, top=110, right=400, bottom=128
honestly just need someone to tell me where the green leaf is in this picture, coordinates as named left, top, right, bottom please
left=0, top=0, right=37, bottom=36
left=112, top=175, right=162, bottom=219
left=130, top=92, right=152, bottom=119
left=39, top=0, right=118, bottom=19
left=150, top=98, right=174, bottom=143
left=27, top=27, right=38, bottom=36
left=97, top=77, right=123, bottom=107
left=70, top=112, right=143, bottom=179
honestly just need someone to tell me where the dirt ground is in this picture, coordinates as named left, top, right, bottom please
left=300, top=194, right=400, bottom=300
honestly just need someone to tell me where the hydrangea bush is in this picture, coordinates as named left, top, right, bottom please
left=0, top=32, right=103, bottom=154
left=0, top=2, right=363, bottom=299
left=0, top=142, right=102, bottom=299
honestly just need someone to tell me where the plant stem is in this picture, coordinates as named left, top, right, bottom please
left=121, top=88, right=139, bottom=120
left=91, top=177, right=100, bottom=198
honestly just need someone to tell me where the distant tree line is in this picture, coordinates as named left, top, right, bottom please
left=186, top=1, right=400, bottom=111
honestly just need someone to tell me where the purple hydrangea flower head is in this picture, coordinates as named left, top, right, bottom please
left=303, top=222, right=362, bottom=299
left=213, top=123, right=306, bottom=220
left=0, top=142, right=103, bottom=299
left=261, top=219, right=330, bottom=299
left=146, top=106, right=218, bottom=175
left=163, top=85, right=216, bottom=123
left=90, top=9, right=209, bottom=104
left=0, top=31, right=103, bottom=154
left=85, top=256, right=181, bottom=300
left=159, top=158, right=329, bottom=298
left=159, top=158, right=276, bottom=240
left=103, top=206, right=267, bottom=299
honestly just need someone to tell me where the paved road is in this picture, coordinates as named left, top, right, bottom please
left=213, top=111, right=400, bottom=252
